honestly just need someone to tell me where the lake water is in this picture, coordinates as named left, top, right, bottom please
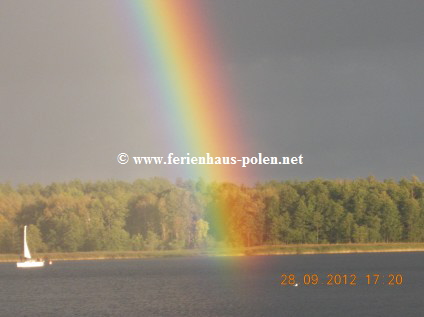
left=0, top=252, right=422, bottom=316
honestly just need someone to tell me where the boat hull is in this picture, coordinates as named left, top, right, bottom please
left=16, top=261, right=45, bottom=268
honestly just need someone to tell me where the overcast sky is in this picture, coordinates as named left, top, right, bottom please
left=1, top=0, right=424, bottom=185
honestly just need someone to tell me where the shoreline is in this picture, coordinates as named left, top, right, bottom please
left=2, top=242, right=424, bottom=262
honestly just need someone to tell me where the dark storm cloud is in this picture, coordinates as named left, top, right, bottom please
left=208, top=0, right=424, bottom=57
left=207, top=0, right=424, bottom=181
left=1, top=0, right=424, bottom=184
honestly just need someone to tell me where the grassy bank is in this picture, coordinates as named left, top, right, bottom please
left=2, top=242, right=424, bottom=262
left=242, top=242, right=424, bottom=256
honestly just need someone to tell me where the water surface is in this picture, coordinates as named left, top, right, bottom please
left=0, top=252, right=422, bottom=316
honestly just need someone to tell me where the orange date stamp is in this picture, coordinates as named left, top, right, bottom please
left=280, top=273, right=403, bottom=286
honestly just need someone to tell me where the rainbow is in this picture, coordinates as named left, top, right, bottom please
left=124, top=0, right=248, bottom=183
left=122, top=0, right=251, bottom=246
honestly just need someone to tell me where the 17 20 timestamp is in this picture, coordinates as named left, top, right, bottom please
left=280, top=273, right=403, bottom=286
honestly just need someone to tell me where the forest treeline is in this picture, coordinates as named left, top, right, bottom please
left=1, top=176, right=424, bottom=254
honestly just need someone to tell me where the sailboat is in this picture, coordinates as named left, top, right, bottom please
left=16, top=225, right=44, bottom=268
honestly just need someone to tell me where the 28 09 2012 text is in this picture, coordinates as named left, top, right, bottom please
left=280, top=273, right=403, bottom=286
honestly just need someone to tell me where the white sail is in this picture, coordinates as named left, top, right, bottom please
left=23, top=225, right=31, bottom=259
left=17, top=225, right=45, bottom=268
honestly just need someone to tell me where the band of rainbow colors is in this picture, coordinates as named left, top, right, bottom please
left=125, top=0, right=248, bottom=180
left=122, top=0, right=251, bottom=246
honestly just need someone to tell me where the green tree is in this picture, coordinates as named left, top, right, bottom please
left=403, top=198, right=421, bottom=241
left=380, top=194, right=402, bottom=242
left=353, top=224, right=368, bottom=243
left=27, top=224, right=46, bottom=252
left=324, top=201, right=344, bottom=243
left=290, top=198, right=308, bottom=243
left=145, top=230, right=160, bottom=250
left=340, top=213, right=354, bottom=243
left=194, top=219, right=209, bottom=248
